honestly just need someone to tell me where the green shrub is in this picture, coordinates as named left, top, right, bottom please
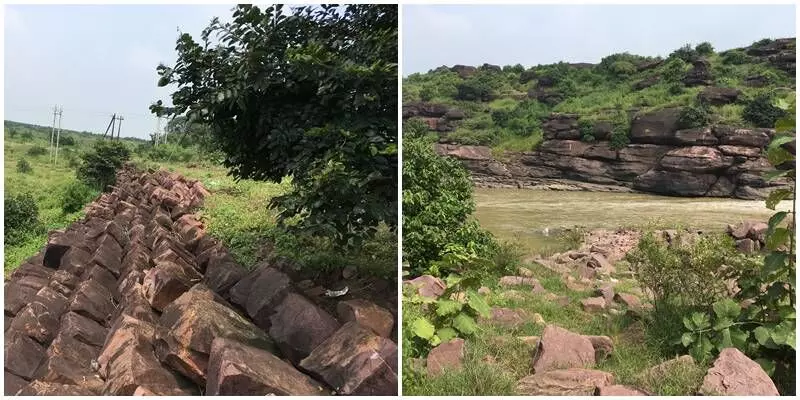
left=402, top=134, right=497, bottom=275
left=59, top=135, right=76, bottom=146
left=7, top=128, right=18, bottom=138
left=609, top=110, right=631, bottom=150
left=663, top=58, right=689, bottom=84
left=669, top=43, right=699, bottom=63
left=16, top=159, right=33, bottom=174
left=676, top=104, right=711, bottom=129
left=4, top=192, right=41, bottom=246
left=578, top=119, right=595, bottom=142
left=742, top=94, right=787, bottom=128
left=722, top=50, right=750, bottom=65
left=26, top=145, right=47, bottom=156
left=610, top=60, right=637, bottom=77
left=456, top=80, right=493, bottom=102
left=77, top=140, right=131, bottom=191
left=20, top=131, right=33, bottom=141
left=695, top=42, right=714, bottom=56
left=61, top=180, right=96, bottom=214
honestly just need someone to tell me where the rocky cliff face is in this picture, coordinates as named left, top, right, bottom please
left=4, top=166, right=397, bottom=396
left=434, top=111, right=790, bottom=199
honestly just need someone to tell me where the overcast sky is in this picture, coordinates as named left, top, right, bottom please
left=4, top=4, right=237, bottom=139
left=403, top=4, right=796, bottom=75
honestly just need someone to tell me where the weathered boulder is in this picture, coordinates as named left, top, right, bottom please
left=585, top=335, right=614, bottom=361
left=69, top=278, right=117, bottom=326
left=426, top=338, right=465, bottom=377
left=699, top=347, right=779, bottom=395
left=336, top=299, right=394, bottom=338
left=483, top=307, right=526, bottom=328
left=516, top=368, right=614, bottom=395
left=142, top=260, right=202, bottom=312
left=405, top=275, right=446, bottom=299
left=581, top=297, right=607, bottom=313
left=450, top=64, right=477, bottom=79
left=634, top=170, right=718, bottom=196
left=241, top=267, right=292, bottom=330
left=206, top=338, right=328, bottom=395
left=629, top=108, right=681, bottom=145
left=715, top=126, right=771, bottom=148
left=698, top=86, right=741, bottom=105
left=59, top=311, right=108, bottom=347
left=300, top=321, right=397, bottom=395
left=533, top=325, right=596, bottom=373
left=659, top=146, right=732, bottom=173
left=718, top=144, right=761, bottom=157
left=203, top=252, right=248, bottom=297
left=4, top=371, right=28, bottom=395
left=269, top=293, right=341, bottom=365
left=674, top=127, right=718, bottom=146
left=683, top=58, right=713, bottom=86
left=33, top=355, right=104, bottom=394
left=9, top=302, right=62, bottom=344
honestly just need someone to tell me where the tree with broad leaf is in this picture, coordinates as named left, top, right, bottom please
left=151, top=4, right=397, bottom=247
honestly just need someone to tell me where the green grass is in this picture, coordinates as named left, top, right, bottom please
left=4, top=124, right=396, bottom=281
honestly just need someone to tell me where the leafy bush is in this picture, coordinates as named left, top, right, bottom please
left=16, top=159, right=33, bottom=174
left=669, top=43, right=699, bottom=63
left=59, top=135, right=76, bottom=146
left=61, top=180, right=96, bottom=214
left=677, top=104, right=711, bottom=129
left=4, top=192, right=42, bottom=246
left=402, top=134, right=497, bottom=275
left=456, top=79, right=494, bottom=102
left=743, top=94, right=787, bottom=128
left=146, top=143, right=196, bottom=162
left=76, top=140, right=131, bottom=191
left=695, top=42, right=714, bottom=56
left=609, top=110, right=631, bottom=150
left=610, top=60, right=637, bottom=77
left=20, top=131, right=33, bottom=141
left=663, top=58, right=689, bottom=84
left=579, top=119, right=595, bottom=142
left=722, top=50, right=750, bottom=65
left=26, top=145, right=47, bottom=156
left=7, top=128, right=18, bottom=138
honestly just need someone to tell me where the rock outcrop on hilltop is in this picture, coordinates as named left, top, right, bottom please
left=431, top=110, right=790, bottom=200
left=4, top=165, right=397, bottom=396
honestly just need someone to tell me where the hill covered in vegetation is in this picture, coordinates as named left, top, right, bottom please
left=403, top=37, right=795, bottom=153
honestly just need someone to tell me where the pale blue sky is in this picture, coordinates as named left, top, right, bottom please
left=403, top=4, right=796, bottom=75
left=4, top=4, right=237, bottom=139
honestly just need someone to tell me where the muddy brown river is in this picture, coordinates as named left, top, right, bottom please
left=474, top=188, right=792, bottom=254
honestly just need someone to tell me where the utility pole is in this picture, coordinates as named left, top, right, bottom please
left=49, top=105, right=58, bottom=161
left=54, top=106, right=63, bottom=164
left=115, top=115, right=124, bottom=140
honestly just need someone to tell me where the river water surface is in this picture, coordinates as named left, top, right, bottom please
left=474, top=188, right=792, bottom=254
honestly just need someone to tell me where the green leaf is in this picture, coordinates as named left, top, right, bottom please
left=763, top=252, right=788, bottom=275
left=445, top=274, right=462, bottom=288
left=683, top=316, right=696, bottom=331
left=411, top=317, right=436, bottom=340
left=713, top=318, right=733, bottom=331
left=429, top=334, right=441, bottom=347
left=765, top=227, right=790, bottom=250
left=754, top=326, right=771, bottom=345
left=691, top=312, right=711, bottom=330
left=466, top=289, right=490, bottom=317
left=768, top=211, right=789, bottom=232
left=680, top=332, right=695, bottom=347
left=436, top=327, right=458, bottom=343
left=768, top=133, right=795, bottom=148
left=435, top=299, right=463, bottom=316
left=766, top=188, right=792, bottom=210
left=729, top=327, right=749, bottom=349
left=717, top=328, right=733, bottom=350
left=712, top=299, right=741, bottom=320
left=767, top=146, right=793, bottom=166
left=452, top=312, right=478, bottom=335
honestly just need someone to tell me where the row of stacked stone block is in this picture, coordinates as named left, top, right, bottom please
left=4, top=165, right=397, bottom=396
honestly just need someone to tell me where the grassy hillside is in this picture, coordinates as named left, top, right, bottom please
left=403, top=37, right=796, bottom=153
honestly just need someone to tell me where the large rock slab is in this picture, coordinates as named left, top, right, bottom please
left=405, top=275, right=446, bottom=299
left=206, top=338, right=328, bottom=395
left=299, top=321, right=397, bottom=395
left=659, top=146, right=732, bottom=173
left=336, top=299, right=394, bottom=338
left=241, top=267, right=292, bottom=330
left=142, top=260, right=202, bottom=312
left=516, top=368, right=614, bottom=395
left=629, top=108, right=681, bottom=145
left=155, top=288, right=275, bottom=385
left=4, top=371, right=28, bottom=395
left=69, top=278, right=116, bottom=326
left=699, top=347, right=779, bottom=395
left=4, top=332, right=47, bottom=379
left=268, top=293, right=341, bottom=365
left=533, top=325, right=596, bottom=373
left=633, top=170, right=718, bottom=196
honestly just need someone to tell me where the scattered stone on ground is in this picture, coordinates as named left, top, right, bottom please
left=426, top=338, right=465, bottom=377
left=580, top=296, right=607, bottom=312
left=532, top=325, right=596, bottom=373
left=404, top=275, right=446, bottom=299
left=516, top=368, right=614, bottom=395
left=584, top=335, right=614, bottom=361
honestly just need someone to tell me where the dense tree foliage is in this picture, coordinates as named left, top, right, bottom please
left=152, top=4, right=397, bottom=246
left=77, top=140, right=131, bottom=191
